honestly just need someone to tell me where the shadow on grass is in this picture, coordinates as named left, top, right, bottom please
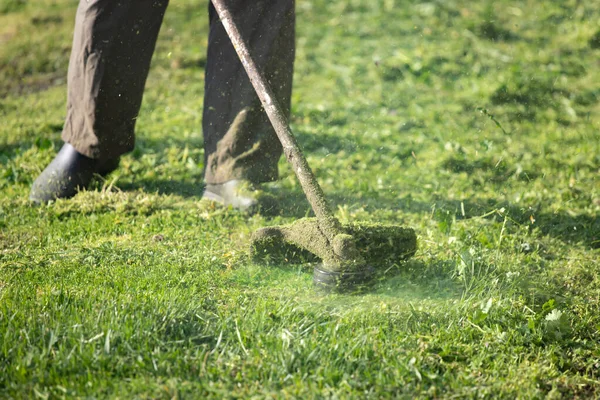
left=0, top=143, right=27, bottom=164
left=331, top=190, right=599, bottom=249
left=117, top=179, right=204, bottom=199
left=9, top=128, right=591, bottom=248
left=430, top=198, right=599, bottom=249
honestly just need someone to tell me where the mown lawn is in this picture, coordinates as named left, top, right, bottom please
left=1, top=0, right=599, bottom=398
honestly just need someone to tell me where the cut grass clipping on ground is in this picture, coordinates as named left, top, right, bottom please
left=1, top=0, right=599, bottom=398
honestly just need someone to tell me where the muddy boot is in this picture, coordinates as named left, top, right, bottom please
left=202, top=179, right=278, bottom=215
left=30, top=143, right=120, bottom=204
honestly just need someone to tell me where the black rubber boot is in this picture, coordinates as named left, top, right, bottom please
left=29, top=143, right=120, bottom=204
left=202, top=179, right=278, bottom=214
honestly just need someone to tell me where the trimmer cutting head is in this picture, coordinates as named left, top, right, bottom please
left=211, top=0, right=417, bottom=292
left=250, top=218, right=417, bottom=292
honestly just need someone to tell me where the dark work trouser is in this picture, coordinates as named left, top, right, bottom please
left=61, top=0, right=295, bottom=184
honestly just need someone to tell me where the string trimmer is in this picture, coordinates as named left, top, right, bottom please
left=211, top=0, right=417, bottom=291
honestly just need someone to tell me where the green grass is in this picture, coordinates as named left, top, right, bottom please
left=1, top=0, right=599, bottom=397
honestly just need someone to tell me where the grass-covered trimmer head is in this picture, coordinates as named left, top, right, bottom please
left=250, top=218, right=417, bottom=291
left=212, top=0, right=417, bottom=291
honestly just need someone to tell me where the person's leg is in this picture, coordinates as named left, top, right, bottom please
left=31, top=0, right=168, bottom=203
left=202, top=0, right=295, bottom=185
left=63, top=0, right=169, bottom=160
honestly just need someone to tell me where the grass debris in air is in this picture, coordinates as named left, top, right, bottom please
left=1, top=0, right=599, bottom=398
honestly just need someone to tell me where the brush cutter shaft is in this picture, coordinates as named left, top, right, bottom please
left=211, top=0, right=342, bottom=238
